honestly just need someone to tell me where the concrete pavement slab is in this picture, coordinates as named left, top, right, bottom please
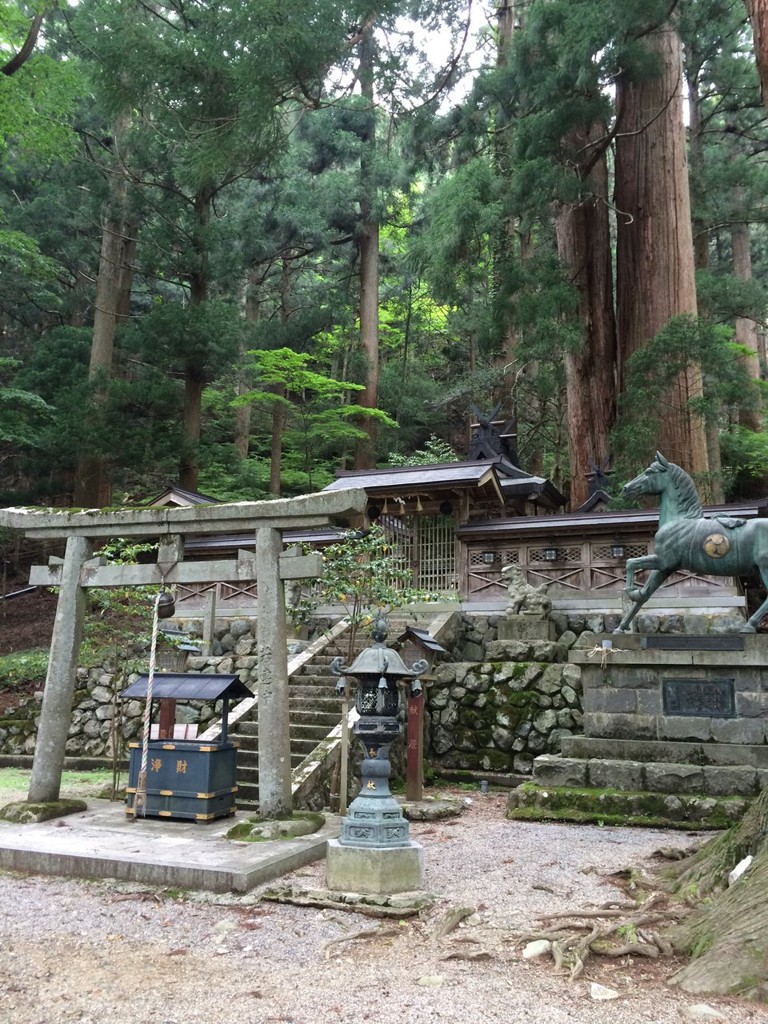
left=0, top=800, right=340, bottom=893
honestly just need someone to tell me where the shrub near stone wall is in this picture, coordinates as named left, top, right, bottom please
left=426, top=640, right=583, bottom=776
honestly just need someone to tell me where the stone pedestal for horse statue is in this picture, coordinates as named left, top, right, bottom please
left=508, top=630, right=768, bottom=828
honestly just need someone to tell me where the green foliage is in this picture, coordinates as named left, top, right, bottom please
left=96, top=538, right=157, bottom=564
left=388, top=435, right=458, bottom=465
left=305, top=524, right=441, bottom=647
left=0, top=649, right=48, bottom=689
left=719, top=425, right=768, bottom=497
left=238, top=348, right=397, bottom=489
left=612, top=315, right=757, bottom=482
left=0, top=4, right=82, bottom=163
left=0, top=357, right=53, bottom=448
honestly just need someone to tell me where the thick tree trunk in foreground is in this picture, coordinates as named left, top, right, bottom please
left=615, top=23, right=708, bottom=477
left=555, top=130, right=617, bottom=510
left=662, top=787, right=768, bottom=999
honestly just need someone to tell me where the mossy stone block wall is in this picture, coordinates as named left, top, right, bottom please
left=0, top=620, right=259, bottom=760
left=426, top=650, right=583, bottom=775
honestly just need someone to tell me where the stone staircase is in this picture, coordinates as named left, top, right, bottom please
left=227, top=611, right=454, bottom=812
left=233, top=635, right=359, bottom=810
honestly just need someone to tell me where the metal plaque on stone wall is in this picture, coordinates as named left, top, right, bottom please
left=662, top=678, right=735, bottom=718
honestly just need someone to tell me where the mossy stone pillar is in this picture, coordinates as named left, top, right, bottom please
left=28, top=535, right=93, bottom=803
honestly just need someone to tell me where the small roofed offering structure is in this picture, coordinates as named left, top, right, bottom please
left=122, top=673, right=252, bottom=821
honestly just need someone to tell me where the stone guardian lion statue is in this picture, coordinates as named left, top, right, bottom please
left=501, top=563, right=552, bottom=619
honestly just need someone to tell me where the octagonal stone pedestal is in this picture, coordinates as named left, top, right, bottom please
left=326, top=839, right=424, bottom=895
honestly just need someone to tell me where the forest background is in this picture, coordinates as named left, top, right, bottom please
left=4, top=0, right=768, bottom=515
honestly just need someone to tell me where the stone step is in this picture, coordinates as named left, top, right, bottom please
left=288, top=683, right=342, bottom=699
left=561, top=736, right=768, bottom=769
left=532, top=753, right=768, bottom=797
left=236, top=737, right=329, bottom=761
left=289, top=709, right=340, bottom=728
left=506, top=781, right=750, bottom=830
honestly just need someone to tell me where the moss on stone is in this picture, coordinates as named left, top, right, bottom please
left=507, top=783, right=748, bottom=830
left=226, top=810, right=325, bottom=842
left=0, top=799, right=87, bottom=823
left=480, top=749, right=512, bottom=771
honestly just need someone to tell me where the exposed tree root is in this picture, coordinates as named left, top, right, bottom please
left=519, top=890, right=690, bottom=981
left=519, top=791, right=768, bottom=1000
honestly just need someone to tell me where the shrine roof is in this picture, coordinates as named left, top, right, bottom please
left=498, top=474, right=567, bottom=509
left=323, top=460, right=503, bottom=493
left=456, top=499, right=768, bottom=537
left=142, top=485, right=221, bottom=507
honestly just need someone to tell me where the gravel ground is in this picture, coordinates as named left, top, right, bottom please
left=0, top=791, right=764, bottom=1024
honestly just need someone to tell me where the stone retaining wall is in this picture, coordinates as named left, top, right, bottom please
left=0, top=620, right=260, bottom=760
left=425, top=640, right=583, bottom=775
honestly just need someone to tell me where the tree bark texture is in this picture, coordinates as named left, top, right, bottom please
left=732, top=220, right=763, bottom=431
left=664, top=786, right=768, bottom=999
left=746, top=0, right=768, bottom=107
left=615, top=24, right=709, bottom=476
left=179, top=187, right=213, bottom=490
left=686, top=61, right=710, bottom=273
left=179, top=368, right=205, bottom=491
left=554, top=130, right=617, bottom=510
left=74, top=113, right=133, bottom=508
left=234, top=271, right=260, bottom=460
left=355, top=22, right=379, bottom=471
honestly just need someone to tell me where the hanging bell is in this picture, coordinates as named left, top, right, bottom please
left=378, top=675, right=388, bottom=690
left=157, top=592, right=176, bottom=619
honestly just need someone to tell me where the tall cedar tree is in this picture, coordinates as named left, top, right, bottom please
left=615, top=20, right=709, bottom=478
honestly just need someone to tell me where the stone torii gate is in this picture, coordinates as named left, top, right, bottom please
left=0, top=489, right=367, bottom=816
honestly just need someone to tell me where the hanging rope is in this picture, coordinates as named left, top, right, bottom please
left=133, top=589, right=163, bottom=818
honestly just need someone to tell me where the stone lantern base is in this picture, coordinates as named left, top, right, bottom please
left=326, top=839, right=424, bottom=895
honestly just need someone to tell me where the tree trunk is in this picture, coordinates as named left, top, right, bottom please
left=732, top=219, right=762, bottom=430
left=354, top=21, right=379, bottom=471
left=686, top=60, right=710, bottom=273
left=554, top=128, right=617, bottom=510
left=179, top=368, right=205, bottom=491
left=615, top=23, right=709, bottom=477
left=686, top=58, right=723, bottom=501
left=269, top=258, right=294, bottom=495
left=235, top=271, right=260, bottom=460
left=179, top=186, right=213, bottom=491
left=662, top=786, right=768, bottom=999
left=746, top=0, right=768, bottom=106
left=74, top=114, right=132, bottom=508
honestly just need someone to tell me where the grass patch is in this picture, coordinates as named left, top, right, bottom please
left=0, top=649, right=48, bottom=689
left=0, top=767, right=113, bottom=793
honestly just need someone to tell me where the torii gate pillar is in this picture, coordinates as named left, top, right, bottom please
left=29, top=536, right=93, bottom=803
left=256, top=526, right=291, bottom=817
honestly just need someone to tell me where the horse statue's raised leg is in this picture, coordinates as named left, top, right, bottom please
left=742, top=561, right=768, bottom=632
left=614, top=554, right=672, bottom=633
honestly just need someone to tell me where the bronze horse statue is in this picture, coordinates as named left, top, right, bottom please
left=615, top=452, right=768, bottom=633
